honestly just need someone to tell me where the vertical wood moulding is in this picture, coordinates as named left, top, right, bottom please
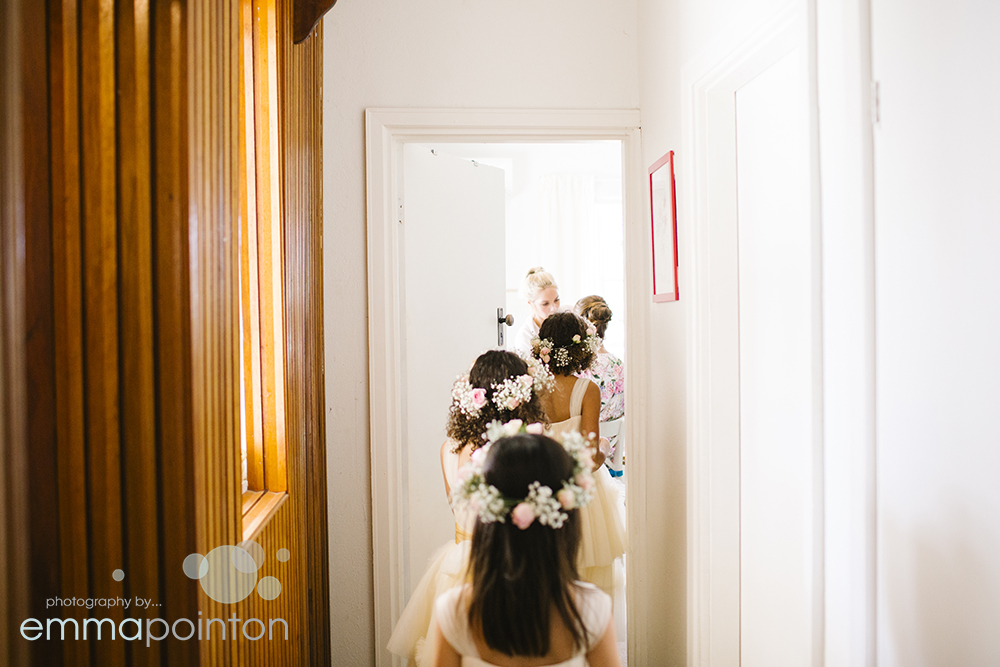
left=152, top=0, right=199, bottom=664
left=47, top=2, right=92, bottom=665
left=0, top=0, right=30, bottom=662
left=116, top=1, right=161, bottom=664
left=21, top=0, right=64, bottom=664
left=79, top=0, right=126, bottom=662
left=307, top=28, right=331, bottom=664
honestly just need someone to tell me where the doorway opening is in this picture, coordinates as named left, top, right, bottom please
left=402, top=140, right=629, bottom=656
left=425, top=141, right=627, bottom=358
left=364, top=108, right=649, bottom=667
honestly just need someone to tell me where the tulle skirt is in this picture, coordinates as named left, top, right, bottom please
left=386, top=539, right=471, bottom=665
left=578, top=467, right=627, bottom=637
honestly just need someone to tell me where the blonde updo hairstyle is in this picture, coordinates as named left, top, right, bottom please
left=574, top=295, right=612, bottom=339
left=520, top=267, right=558, bottom=302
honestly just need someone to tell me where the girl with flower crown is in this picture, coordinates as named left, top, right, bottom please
left=531, top=312, right=627, bottom=614
left=387, top=350, right=554, bottom=666
left=426, top=428, right=621, bottom=667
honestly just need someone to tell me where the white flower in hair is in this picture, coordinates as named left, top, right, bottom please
left=530, top=328, right=601, bottom=370
left=452, top=357, right=553, bottom=420
left=452, top=374, right=488, bottom=417
left=524, top=355, right=555, bottom=394
left=491, top=375, right=533, bottom=411
left=451, top=420, right=597, bottom=529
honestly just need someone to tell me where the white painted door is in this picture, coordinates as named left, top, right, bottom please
left=735, top=48, right=816, bottom=666
left=400, top=144, right=506, bottom=595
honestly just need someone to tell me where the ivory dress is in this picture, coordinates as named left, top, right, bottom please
left=387, top=444, right=475, bottom=666
left=434, top=582, right=612, bottom=667
left=512, top=318, right=540, bottom=358
left=547, top=378, right=627, bottom=603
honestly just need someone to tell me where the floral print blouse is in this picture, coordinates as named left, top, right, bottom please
left=580, top=351, right=625, bottom=422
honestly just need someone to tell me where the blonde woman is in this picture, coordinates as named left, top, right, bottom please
left=512, top=266, right=560, bottom=357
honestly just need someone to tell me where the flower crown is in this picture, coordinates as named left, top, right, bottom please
left=451, top=356, right=555, bottom=418
left=531, top=323, right=601, bottom=370
left=450, top=420, right=596, bottom=530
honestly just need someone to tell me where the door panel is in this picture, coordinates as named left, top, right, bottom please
left=736, top=47, right=815, bottom=667
left=401, top=145, right=506, bottom=593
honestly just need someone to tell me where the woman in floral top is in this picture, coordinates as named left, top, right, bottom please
left=575, top=296, right=625, bottom=477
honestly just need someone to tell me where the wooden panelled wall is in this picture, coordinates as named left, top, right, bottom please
left=6, top=0, right=331, bottom=665
left=1, top=0, right=31, bottom=664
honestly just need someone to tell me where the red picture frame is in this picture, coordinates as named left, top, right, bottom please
left=649, top=150, right=679, bottom=302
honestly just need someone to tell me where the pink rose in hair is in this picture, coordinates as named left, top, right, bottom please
left=557, top=489, right=575, bottom=509
left=506, top=397, right=520, bottom=410
left=575, top=474, right=595, bottom=491
left=541, top=354, right=550, bottom=363
left=540, top=347, right=550, bottom=355
left=519, top=375, right=533, bottom=387
left=511, top=503, right=535, bottom=530
left=470, top=388, right=487, bottom=409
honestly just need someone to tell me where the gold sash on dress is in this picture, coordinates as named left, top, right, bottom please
left=454, top=523, right=473, bottom=544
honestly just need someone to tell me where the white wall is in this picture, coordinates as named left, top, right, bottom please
left=873, top=1, right=1000, bottom=665
left=637, top=0, right=1000, bottom=665
left=634, top=1, right=795, bottom=664
left=321, top=2, right=638, bottom=662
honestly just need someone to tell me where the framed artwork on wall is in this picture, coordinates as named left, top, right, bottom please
left=649, top=150, right=679, bottom=302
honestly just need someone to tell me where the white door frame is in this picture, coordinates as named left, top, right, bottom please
left=365, top=108, right=647, bottom=667
left=682, top=4, right=827, bottom=666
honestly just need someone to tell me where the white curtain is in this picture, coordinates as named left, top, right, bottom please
left=539, top=174, right=626, bottom=354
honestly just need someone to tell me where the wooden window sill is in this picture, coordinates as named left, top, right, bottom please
left=241, top=490, right=288, bottom=542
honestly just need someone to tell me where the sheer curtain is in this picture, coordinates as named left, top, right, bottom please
left=539, top=174, right=626, bottom=355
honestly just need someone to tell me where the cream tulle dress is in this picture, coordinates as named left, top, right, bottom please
left=387, top=443, right=475, bottom=666
left=547, top=377, right=627, bottom=630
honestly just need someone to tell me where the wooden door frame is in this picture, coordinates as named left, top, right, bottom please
left=365, top=108, right=648, bottom=667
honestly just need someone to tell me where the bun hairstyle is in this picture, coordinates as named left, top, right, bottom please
left=468, top=433, right=589, bottom=656
left=575, top=295, right=612, bottom=340
left=446, top=350, right=549, bottom=451
left=535, top=312, right=597, bottom=375
left=519, top=266, right=558, bottom=302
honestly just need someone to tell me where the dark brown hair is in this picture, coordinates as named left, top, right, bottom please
left=534, top=312, right=596, bottom=375
left=446, top=350, right=549, bottom=451
left=467, top=434, right=589, bottom=656
left=575, top=295, right=612, bottom=339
